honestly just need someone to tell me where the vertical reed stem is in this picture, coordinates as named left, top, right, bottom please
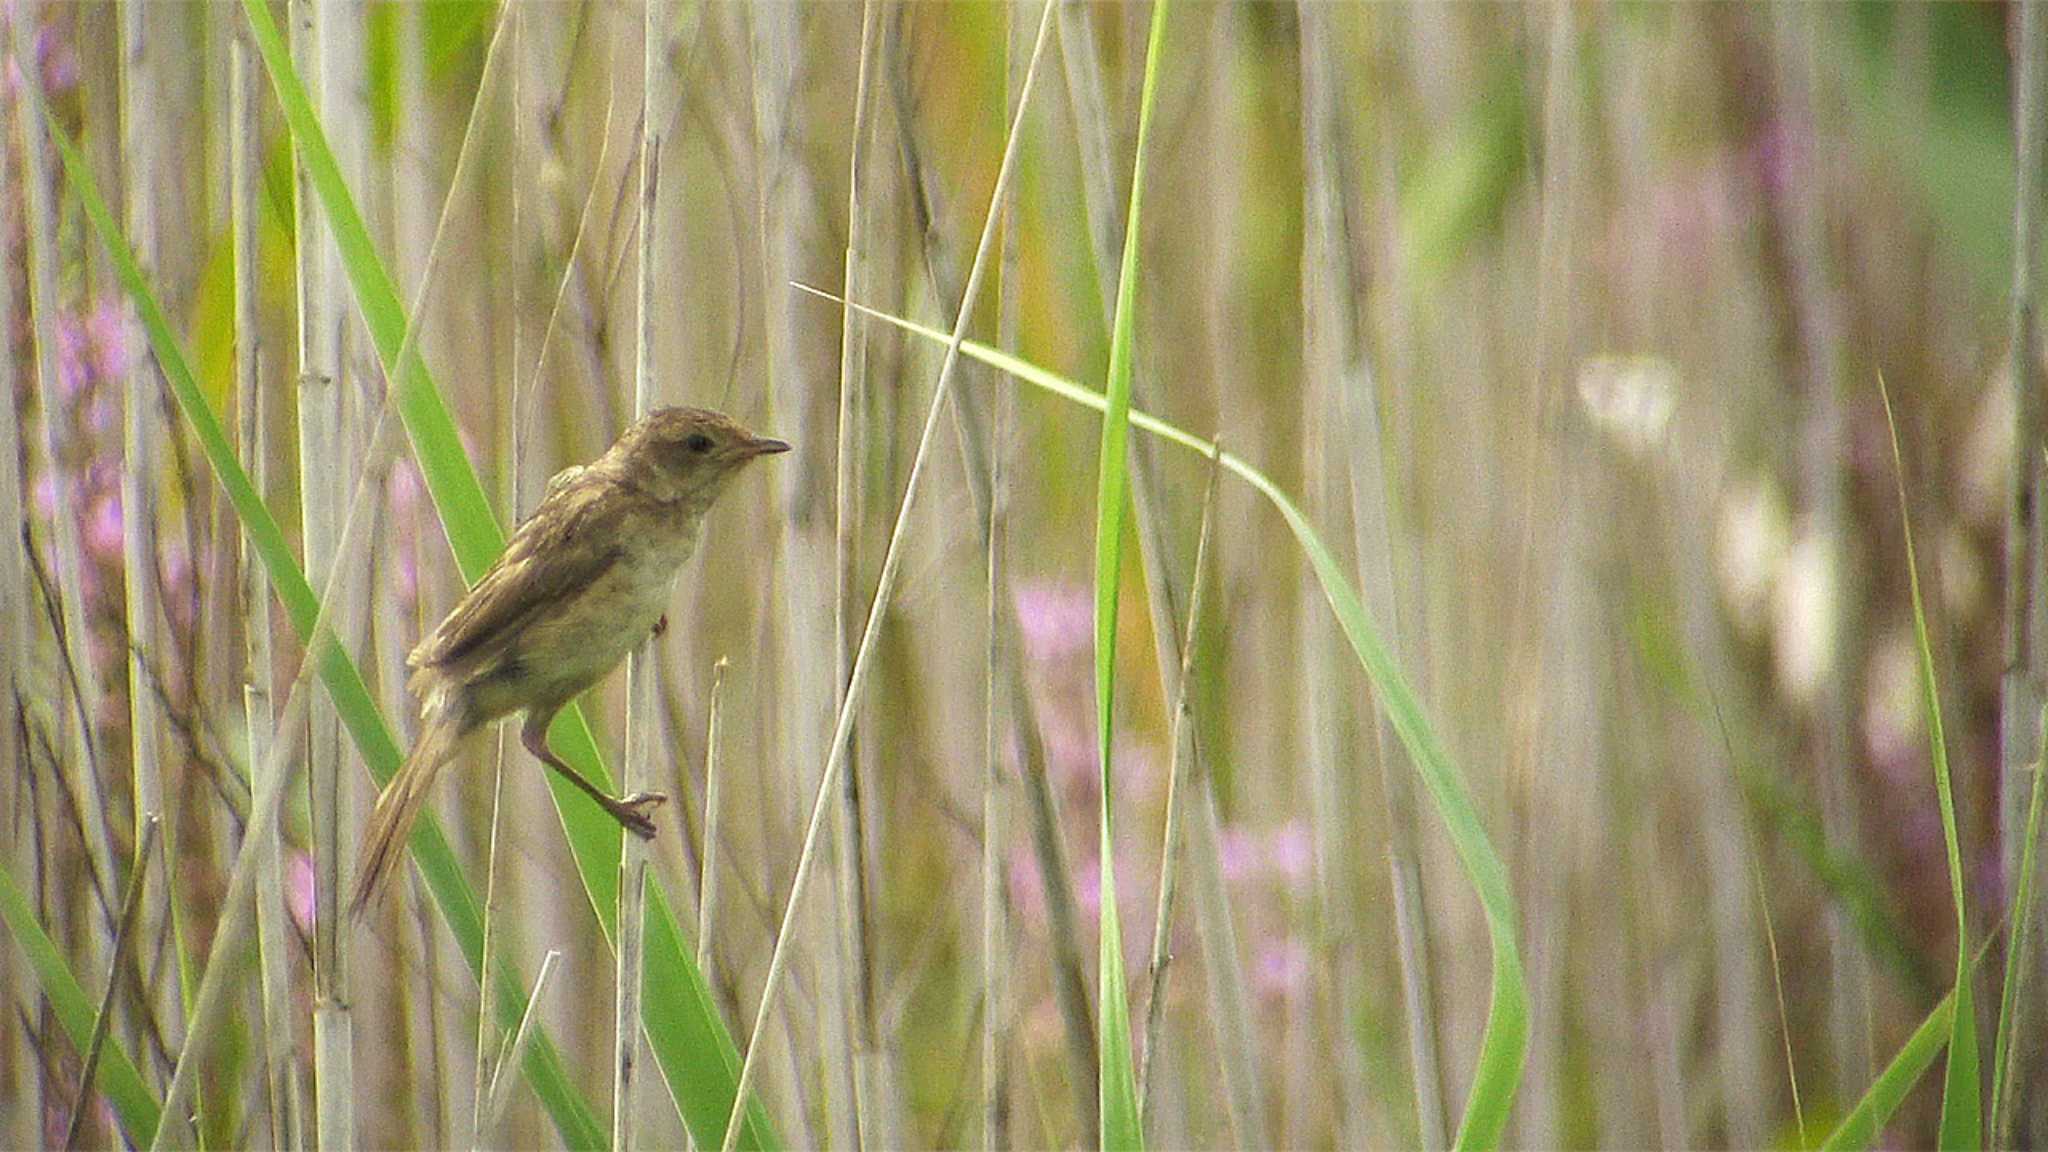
left=17, top=2, right=120, bottom=958
left=699, top=657, right=728, bottom=970
left=721, top=8, right=1059, bottom=1146
left=232, top=29, right=305, bottom=1151
left=287, top=0, right=355, bottom=1138
left=115, top=0, right=181, bottom=1067
left=834, top=8, right=886, bottom=1147
left=2001, top=1, right=2048, bottom=1137
left=1138, top=445, right=1222, bottom=1129
left=615, top=3, right=663, bottom=1138
left=1297, top=8, right=1446, bottom=1145
left=0, top=29, right=40, bottom=1146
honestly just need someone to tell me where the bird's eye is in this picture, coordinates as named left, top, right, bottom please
left=684, top=433, right=714, bottom=454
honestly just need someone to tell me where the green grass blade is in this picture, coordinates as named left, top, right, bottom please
left=46, top=108, right=607, bottom=1151
left=0, top=862, right=161, bottom=1142
left=1992, top=700, right=2048, bottom=1140
left=233, top=4, right=774, bottom=1145
left=1820, top=987, right=1955, bottom=1151
left=808, top=291, right=1529, bottom=1150
left=1821, top=927, right=2000, bottom=1151
left=1091, top=3, right=1169, bottom=1148
left=1880, top=382, right=1978, bottom=1151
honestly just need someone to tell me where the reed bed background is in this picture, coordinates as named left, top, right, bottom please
left=3, top=2, right=2046, bottom=1149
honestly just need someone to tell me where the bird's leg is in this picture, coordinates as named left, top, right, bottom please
left=520, top=711, right=666, bottom=839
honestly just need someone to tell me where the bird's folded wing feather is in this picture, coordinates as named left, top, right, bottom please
left=408, top=476, right=629, bottom=678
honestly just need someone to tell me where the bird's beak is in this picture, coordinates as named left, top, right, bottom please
left=746, top=436, right=792, bottom=457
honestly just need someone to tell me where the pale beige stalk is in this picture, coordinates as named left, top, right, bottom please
left=615, top=0, right=665, bottom=1137
left=721, top=7, right=1058, bottom=1147
left=232, top=31, right=305, bottom=1152
left=16, top=5, right=120, bottom=958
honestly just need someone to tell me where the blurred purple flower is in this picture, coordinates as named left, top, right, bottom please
left=87, top=301, right=131, bottom=383
left=86, top=393, right=117, bottom=434
left=1216, top=822, right=1314, bottom=889
left=1111, top=733, right=1161, bottom=804
left=35, top=24, right=75, bottom=90
left=162, top=541, right=195, bottom=629
left=387, top=458, right=423, bottom=518
left=1218, top=826, right=1259, bottom=883
left=1014, top=579, right=1092, bottom=665
left=1008, top=849, right=1048, bottom=928
left=1267, top=821, right=1313, bottom=886
left=1749, top=120, right=1808, bottom=205
left=84, top=492, right=121, bottom=559
left=54, top=313, right=92, bottom=400
left=394, top=545, right=419, bottom=608
left=386, top=462, right=424, bottom=607
left=288, top=852, right=316, bottom=935
left=31, top=474, right=55, bottom=519
left=1078, top=857, right=1103, bottom=917
left=1254, top=939, right=1310, bottom=999
left=1075, top=852, right=1145, bottom=920
left=3, top=19, right=77, bottom=97
left=1041, top=704, right=1094, bottom=790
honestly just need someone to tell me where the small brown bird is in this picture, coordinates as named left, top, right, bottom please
left=352, top=407, right=790, bottom=916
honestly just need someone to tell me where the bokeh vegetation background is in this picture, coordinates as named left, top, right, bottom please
left=2, top=1, right=2045, bottom=1149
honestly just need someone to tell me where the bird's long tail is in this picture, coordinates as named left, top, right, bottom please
left=350, top=713, right=466, bottom=919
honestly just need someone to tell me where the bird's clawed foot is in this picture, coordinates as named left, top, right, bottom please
left=609, top=791, right=668, bottom=840
left=652, top=613, right=668, bottom=638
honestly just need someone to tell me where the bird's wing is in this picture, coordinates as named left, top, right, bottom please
left=408, top=475, right=629, bottom=679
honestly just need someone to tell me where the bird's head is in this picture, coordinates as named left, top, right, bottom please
left=612, top=406, right=790, bottom=506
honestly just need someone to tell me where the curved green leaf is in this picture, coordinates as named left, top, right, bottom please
left=232, top=1, right=775, bottom=1145
left=0, top=862, right=161, bottom=1143
left=47, top=107, right=605, bottom=1151
left=1881, top=384, right=1978, bottom=1151
left=1092, top=2, right=1169, bottom=1148
left=1820, top=989, right=1955, bottom=1151
left=811, top=292, right=1529, bottom=1150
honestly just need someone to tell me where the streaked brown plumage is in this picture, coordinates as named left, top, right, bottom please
left=351, top=407, right=789, bottom=916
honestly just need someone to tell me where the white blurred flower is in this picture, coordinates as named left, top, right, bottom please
left=1938, top=527, right=1983, bottom=620
left=1772, top=527, right=1840, bottom=707
left=1576, top=356, right=1676, bottom=458
left=1715, top=478, right=1790, bottom=636
left=1959, top=381, right=2012, bottom=530
left=1863, top=625, right=1922, bottom=766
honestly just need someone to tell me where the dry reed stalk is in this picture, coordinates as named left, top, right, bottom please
left=615, top=2, right=666, bottom=1137
left=17, top=2, right=121, bottom=960
left=286, top=0, right=357, bottom=1139
left=744, top=3, right=854, bottom=1139
left=833, top=8, right=887, bottom=1147
left=887, top=22, right=1100, bottom=1131
left=1297, top=7, right=1446, bottom=1145
left=115, top=0, right=182, bottom=1065
left=2003, top=3, right=2048, bottom=1138
left=1187, top=10, right=1268, bottom=1145
left=1594, top=19, right=1750, bottom=1145
left=1138, top=444, right=1221, bottom=1128
left=63, top=815, right=158, bottom=1150
left=701, top=657, right=729, bottom=971
left=1768, top=0, right=1873, bottom=1100
left=720, top=7, right=1059, bottom=1147
left=231, top=29, right=306, bottom=1152
left=0, top=31, right=40, bottom=1144
left=1506, top=5, right=1586, bottom=1148
left=983, top=10, right=1031, bottom=1147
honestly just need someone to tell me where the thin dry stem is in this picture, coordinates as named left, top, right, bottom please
left=833, top=8, right=887, bottom=1148
left=1138, top=442, right=1222, bottom=1127
left=231, top=30, right=304, bottom=1151
left=63, top=815, right=159, bottom=1151
left=720, top=7, right=1058, bottom=1148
